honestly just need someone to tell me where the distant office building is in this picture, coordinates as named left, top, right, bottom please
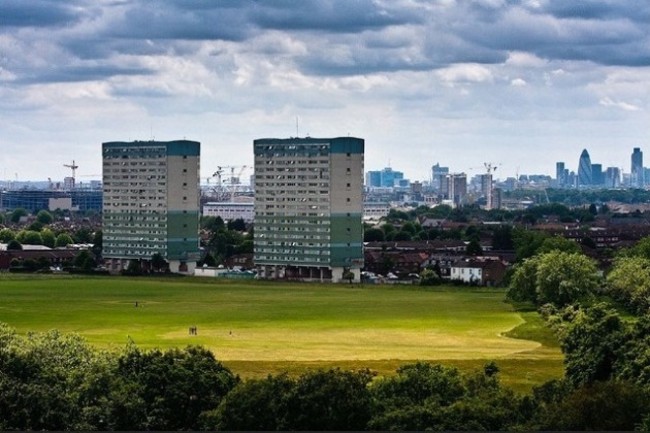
left=578, top=149, right=592, bottom=187
left=0, top=189, right=102, bottom=213
left=445, top=173, right=467, bottom=207
left=556, top=162, right=566, bottom=187
left=366, top=167, right=405, bottom=188
left=102, top=140, right=201, bottom=274
left=365, top=171, right=381, bottom=188
left=253, top=137, right=364, bottom=282
left=591, top=164, right=604, bottom=186
left=631, top=147, right=644, bottom=187
left=605, top=167, right=621, bottom=188
left=431, top=163, right=449, bottom=192
left=203, top=202, right=254, bottom=223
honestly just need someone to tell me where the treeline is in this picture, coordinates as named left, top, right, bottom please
left=1, top=322, right=649, bottom=431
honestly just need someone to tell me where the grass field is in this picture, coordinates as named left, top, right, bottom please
left=0, top=274, right=563, bottom=392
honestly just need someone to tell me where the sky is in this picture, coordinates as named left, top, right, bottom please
left=1, top=0, right=649, bottom=184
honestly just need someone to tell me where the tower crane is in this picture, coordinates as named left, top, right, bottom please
left=483, top=162, right=501, bottom=210
left=63, top=160, right=79, bottom=188
left=212, top=165, right=248, bottom=201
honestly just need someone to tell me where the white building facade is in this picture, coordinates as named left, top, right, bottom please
left=253, top=137, right=364, bottom=282
left=102, top=140, right=201, bottom=274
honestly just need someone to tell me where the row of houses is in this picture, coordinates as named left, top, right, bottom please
left=363, top=240, right=510, bottom=286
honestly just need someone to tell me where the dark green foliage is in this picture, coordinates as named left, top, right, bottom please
left=6, top=239, right=22, bottom=250
left=282, top=369, right=374, bottom=431
left=74, top=250, right=96, bottom=271
left=369, top=362, right=523, bottom=431
left=0, top=228, right=15, bottom=242
left=491, top=225, right=514, bottom=250
left=55, top=233, right=74, bottom=247
left=532, top=381, right=650, bottom=431
left=513, top=228, right=548, bottom=261
left=36, top=210, right=53, bottom=225
left=203, top=374, right=294, bottom=431
left=74, top=227, right=93, bottom=243
left=615, top=316, right=650, bottom=387
left=537, top=236, right=581, bottom=254
left=508, top=251, right=598, bottom=306
left=16, top=230, right=43, bottom=245
left=9, top=208, right=28, bottom=223
left=465, top=239, right=483, bottom=256
left=392, top=230, right=412, bottom=241
left=40, top=228, right=56, bottom=248
left=364, top=227, right=385, bottom=242
left=561, top=303, right=628, bottom=387
left=226, top=218, right=247, bottom=231
left=150, top=253, right=167, bottom=272
left=111, top=345, right=238, bottom=430
left=201, top=252, right=217, bottom=267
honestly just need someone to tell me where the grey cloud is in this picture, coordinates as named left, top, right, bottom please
left=0, top=0, right=92, bottom=27
left=452, top=3, right=650, bottom=67
left=15, top=64, right=154, bottom=84
left=107, top=2, right=252, bottom=41
left=250, top=0, right=422, bottom=33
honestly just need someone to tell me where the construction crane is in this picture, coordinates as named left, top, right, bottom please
left=483, top=162, right=501, bottom=210
left=212, top=165, right=248, bottom=201
left=63, top=160, right=79, bottom=189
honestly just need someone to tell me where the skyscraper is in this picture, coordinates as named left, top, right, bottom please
left=556, top=162, right=565, bottom=187
left=431, top=163, right=449, bottom=192
left=577, top=149, right=592, bottom=187
left=631, top=147, right=643, bottom=187
left=102, top=140, right=201, bottom=274
left=253, top=137, right=364, bottom=282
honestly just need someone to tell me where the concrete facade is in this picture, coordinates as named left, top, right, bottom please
left=253, top=137, right=364, bottom=282
left=102, top=140, right=200, bottom=274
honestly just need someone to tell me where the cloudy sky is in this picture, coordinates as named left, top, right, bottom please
left=1, top=0, right=649, bottom=183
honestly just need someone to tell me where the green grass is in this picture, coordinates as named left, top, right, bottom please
left=0, top=274, right=563, bottom=392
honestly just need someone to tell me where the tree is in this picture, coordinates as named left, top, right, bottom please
left=112, top=346, right=238, bottom=430
left=507, top=257, right=540, bottom=303
left=9, top=208, right=28, bottom=223
left=535, top=251, right=598, bottom=306
left=615, top=315, right=650, bottom=387
left=74, top=227, right=93, bottom=243
left=0, top=228, right=16, bottom=242
left=150, top=253, right=167, bottom=272
left=282, top=369, right=374, bottom=431
left=392, top=231, right=412, bottom=241
left=342, top=269, right=355, bottom=285
left=6, top=239, right=22, bottom=250
left=491, top=225, right=514, bottom=250
left=36, top=210, right=53, bottom=225
left=364, top=228, right=385, bottom=242
left=533, top=381, right=649, bottom=431
left=55, top=233, right=74, bottom=248
left=561, top=303, right=628, bottom=386
left=537, top=236, right=581, bottom=255
left=202, top=252, right=217, bottom=267
left=606, top=256, right=650, bottom=314
left=203, top=374, right=295, bottom=431
left=513, top=228, right=548, bottom=261
left=41, top=228, right=56, bottom=248
left=92, top=230, right=103, bottom=249
left=465, top=239, right=483, bottom=256
left=16, top=230, right=43, bottom=245
left=227, top=218, right=247, bottom=232
left=74, top=250, right=96, bottom=271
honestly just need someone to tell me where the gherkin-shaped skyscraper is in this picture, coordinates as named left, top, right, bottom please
left=578, top=149, right=592, bottom=187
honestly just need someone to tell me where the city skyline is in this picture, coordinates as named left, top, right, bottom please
left=1, top=1, right=649, bottom=181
